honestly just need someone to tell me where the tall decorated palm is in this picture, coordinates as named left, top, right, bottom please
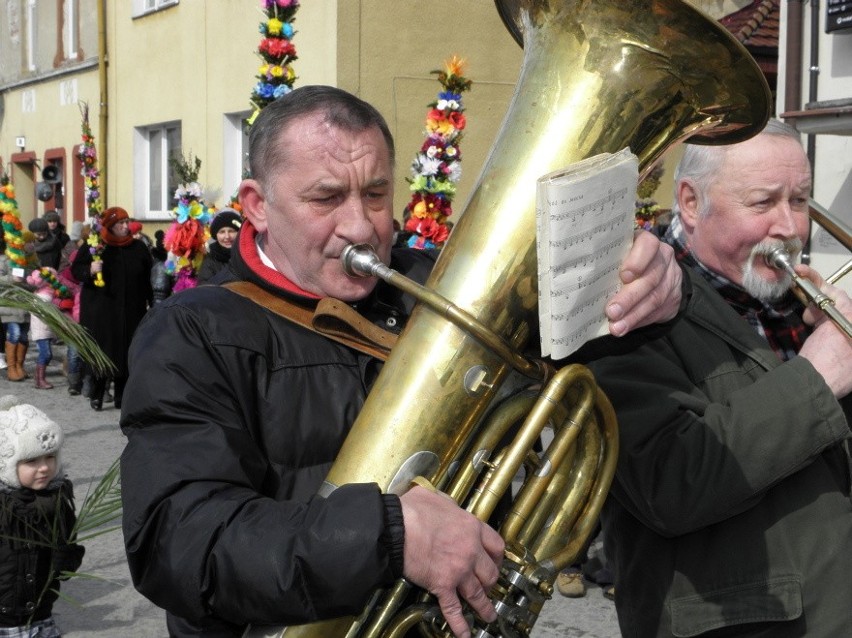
left=248, top=0, right=301, bottom=122
left=163, top=153, right=212, bottom=292
left=403, top=56, right=472, bottom=250
left=78, top=102, right=107, bottom=288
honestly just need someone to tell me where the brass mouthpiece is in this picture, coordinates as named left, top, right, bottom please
left=764, top=246, right=795, bottom=275
left=341, top=244, right=387, bottom=279
left=764, top=246, right=852, bottom=339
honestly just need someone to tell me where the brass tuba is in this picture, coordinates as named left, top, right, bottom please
left=246, top=0, right=770, bottom=636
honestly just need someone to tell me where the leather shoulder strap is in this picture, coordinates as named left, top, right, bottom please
left=222, top=280, right=396, bottom=361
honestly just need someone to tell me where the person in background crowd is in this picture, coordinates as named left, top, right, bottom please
left=58, top=220, right=87, bottom=274
left=129, top=220, right=153, bottom=251
left=0, top=251, right=30, bottom=382
left=43, top=210, right=69, bottom=250
left=150, top=229, right=173, bottom=304
left=58, top=221, right=89, bottom=396
left=25, top=268, right=64, bottom=390
left=119, top=85, right=683, bottom=638
left=71, top=206, right=152, bottom=411
left=27, top=218, right=63, bottom=270
left=588, top=119, right=852, bottom=637
left=0, top=396, right=85, bottom=637
left=197, top=208, right=241, bottom=285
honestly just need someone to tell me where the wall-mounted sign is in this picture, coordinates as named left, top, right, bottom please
left=827, top=0, right=852, bottom=33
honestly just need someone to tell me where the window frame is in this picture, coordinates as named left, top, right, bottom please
left=25, top=0, right=37, bottom=72
left=132, top=0, right=179, bottom=19
left=223, top=111, right=252, bottom=201
left=134, top=121, right=182, bottom=220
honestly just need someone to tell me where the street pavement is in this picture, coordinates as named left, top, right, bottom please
left=1, top=347, right=621, bottom=637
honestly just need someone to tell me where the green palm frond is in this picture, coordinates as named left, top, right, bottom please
left=0, top=282, right=114, bottom=376
left=73, top=457, right=122, bottom=542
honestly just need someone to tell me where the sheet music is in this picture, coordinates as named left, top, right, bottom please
left=537, top=148, right=639, bottom=359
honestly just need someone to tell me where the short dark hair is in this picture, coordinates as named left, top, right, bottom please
left=247, top=85, right=395, bottom=188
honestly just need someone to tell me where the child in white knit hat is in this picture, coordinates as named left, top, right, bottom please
left=0, top=396, right=84, bottom=636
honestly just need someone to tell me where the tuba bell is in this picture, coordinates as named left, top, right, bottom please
left=245, top=0, right=770, bottom=636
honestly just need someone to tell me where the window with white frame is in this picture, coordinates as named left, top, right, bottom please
left=135, top=122, right=181, bottom=218
left=132, top=0, right=179, bottom=18
left=63, top=0, right=79, bottom=60
left=223, top=112, right=252, bottom=200
left=25, top=0, right=36, bottom=72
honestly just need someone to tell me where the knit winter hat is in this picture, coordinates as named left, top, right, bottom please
left=69, top=221, right=85, bottom=241
left=43, top=210, right=61, bottom=224
left=102, top=206, right=129, bottom=229
left=28, top=218, right=49, bottom=233
left=0, top=396, right=64, bottom=489
left=210, top=209, right=242, bottom=237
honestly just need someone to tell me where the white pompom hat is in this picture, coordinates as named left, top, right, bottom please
left=0, top=396, right=64, bottom=489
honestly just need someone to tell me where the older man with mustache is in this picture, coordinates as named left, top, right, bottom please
left=588, top=119, right=852, bottom=638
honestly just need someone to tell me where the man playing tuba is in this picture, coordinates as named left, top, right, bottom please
left=119, top=85, right=683, bottom=638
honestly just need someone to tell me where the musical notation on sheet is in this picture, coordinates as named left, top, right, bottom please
left=536, top=148, right=639, bottom=359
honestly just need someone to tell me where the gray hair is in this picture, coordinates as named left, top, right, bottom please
left=671, top=119, right=805, bottom=218
left=247, top=85, right=395, bottom=190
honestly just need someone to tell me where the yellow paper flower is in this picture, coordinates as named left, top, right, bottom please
left=270, top=65, right=284, bottom=78
left=258, top=63, right=270, bottom=76
left=412, top=200, right=429, bottom=218
left=267, top=17, right=283, bottom=35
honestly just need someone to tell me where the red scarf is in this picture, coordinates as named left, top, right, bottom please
left=100, top=226, right=134, bottom=247
left=237, top=221, right=321, bottom=299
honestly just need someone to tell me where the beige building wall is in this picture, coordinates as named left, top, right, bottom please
left=105, top=0, right=522, bottom=224
left=0, top=0, right=100, bottom=226
left=106, top=0, right=340, bottom=220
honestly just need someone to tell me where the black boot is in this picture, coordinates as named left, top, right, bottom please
left=68, top=372, right=82, bottom=396
left=90, top=377, right=106, bottom=411
left=81, top=373, right=94, bottom=398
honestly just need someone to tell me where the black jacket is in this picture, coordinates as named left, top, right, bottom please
left=120, top=226, right=434, bottom=635
left=197, top=241, right=233, bottom=285
left=0, top=480, right=84, bottom=627
left=71, top=239, right=153, bottom=376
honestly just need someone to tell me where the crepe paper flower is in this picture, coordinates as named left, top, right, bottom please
left=403, top=56, right=472, bottom=250
left=634, top=198, right=662, bottom=231
left=634, top=164, right=665, bottom=230
left=250, top=0, right=300, bottom=116
left=164, top=155, right=213, bottom=290
left=77, top=102, right=107, bottom=286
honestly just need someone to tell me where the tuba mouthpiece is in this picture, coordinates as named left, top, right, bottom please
left=341, top=244, right=383, bottom=278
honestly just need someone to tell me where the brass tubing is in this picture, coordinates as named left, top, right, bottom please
left=342, top=244, right=550, bottom=382
left=827, top=258, right=852, bottom=286
left=447, top=392, right=537, bottom=506
left=497, top=366, right=597, bottom=543
left=809, top=199, right=852, bottom=253
left=766, top=247, right=852, bottom=339
left=543, top=390, right=620, bottom=572
left=527, top=422, right=600, bottom=560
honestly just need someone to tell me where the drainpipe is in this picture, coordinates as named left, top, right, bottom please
left=784, top=1, right=804, bottom=114
left=804, top=0, right=820, bottom=263
left=807, top=0, right=820, bottom=166
left=97, top=0, right=108, bottom=207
